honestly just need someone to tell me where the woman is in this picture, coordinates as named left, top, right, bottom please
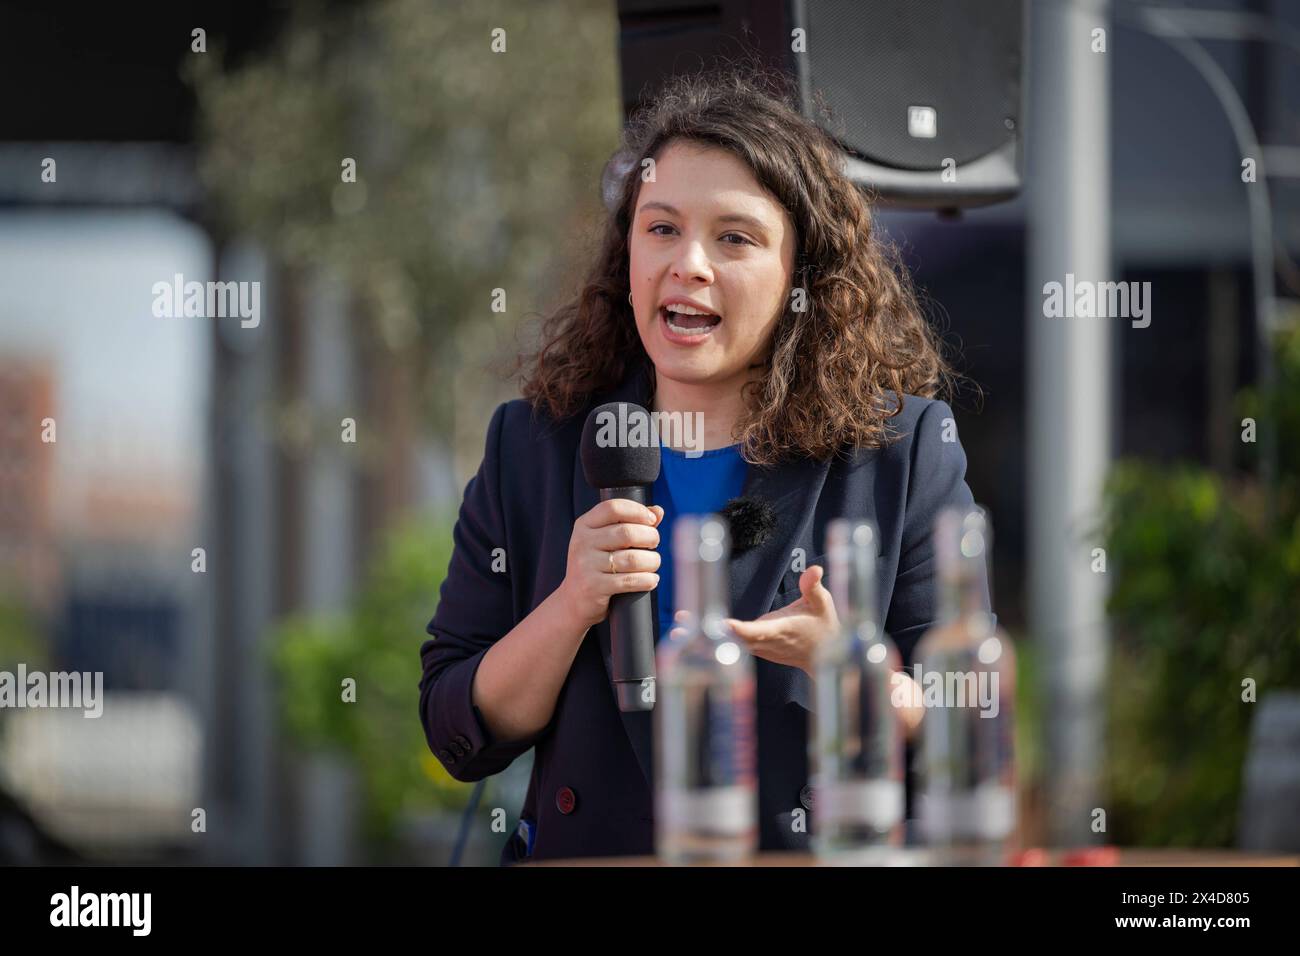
left=418, top=69, right=986, bottom=864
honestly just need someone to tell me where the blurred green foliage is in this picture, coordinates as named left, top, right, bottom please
left=270, top=513, right=473, bottom=843
left=0, top=598, right=44, bottom=673
left=1101, top=325, right=1300, bottom=846
left=0, top=598, right=45, bottom=755
left=189, top=0, right=622, bottom=443
left=1012, top=631, right=1042, bottom=798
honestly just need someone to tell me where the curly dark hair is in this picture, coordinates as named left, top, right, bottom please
left=517, top=66, right=956, bottom=465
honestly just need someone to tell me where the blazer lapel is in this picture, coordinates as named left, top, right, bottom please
left=572, top=364, right=832, bottom=787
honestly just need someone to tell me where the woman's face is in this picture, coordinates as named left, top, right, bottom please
left=628, top=141, right=797, bottom=395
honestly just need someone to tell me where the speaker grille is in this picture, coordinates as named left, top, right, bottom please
left=799, top=0, right=1021, bottom=171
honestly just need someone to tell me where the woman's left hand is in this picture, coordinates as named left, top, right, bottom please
left=724, top=565, right=838, bottom=676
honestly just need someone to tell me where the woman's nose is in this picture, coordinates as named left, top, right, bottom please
left=671, top=240, right=714, bottom=283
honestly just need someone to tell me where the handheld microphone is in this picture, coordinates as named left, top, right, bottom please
left=580, top=401, right=662, bottom=713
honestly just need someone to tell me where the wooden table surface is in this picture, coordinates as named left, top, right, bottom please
left=524, top=848, right=1299, bottom=867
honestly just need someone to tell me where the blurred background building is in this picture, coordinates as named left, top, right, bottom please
left=0, top=0, right=1296, bottom=864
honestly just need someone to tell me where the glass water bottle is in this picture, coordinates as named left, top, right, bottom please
left=914, top=506, right=1016, bottom=866
left=811, top=519, right=905, bottom=863
left=654, top=514, right=758, bottom=864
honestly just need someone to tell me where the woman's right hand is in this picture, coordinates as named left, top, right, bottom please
left=558, top=499, right=664, bottom=631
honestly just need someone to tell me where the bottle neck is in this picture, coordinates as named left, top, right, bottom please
left=675, top=549, right=730, bottom=627
left=829, top=548, right=877, bottom=636
left=938, top=562, right=989, bottom=628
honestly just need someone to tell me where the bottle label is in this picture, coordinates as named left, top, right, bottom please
left=918, top=782, right=1015, bottom=840
left=660, top=785, right=756, bottom=835
left=707, top=680, right=756, bottom=786
left=818, top=779, right=903, bottom=829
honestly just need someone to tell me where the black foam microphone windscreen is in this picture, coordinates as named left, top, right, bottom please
left=580, top=402, right=661, bottom=489
left=720, top=495, right=776, bottom=553
left=580, top=402, right=661, bottom=713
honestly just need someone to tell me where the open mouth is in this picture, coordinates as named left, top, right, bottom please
left=659, top=304, right=722, bottom=338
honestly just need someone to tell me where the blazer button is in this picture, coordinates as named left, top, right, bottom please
left=438, top=748, right=454, bottom=764
left=449, top=741, right=465, bottom=758
left=454, top=735, right=471, bottom=750
left=555, top=786, right=577, bottom=815
left=799, top=785, right=816, bottom=811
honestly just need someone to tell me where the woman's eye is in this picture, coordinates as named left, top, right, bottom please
left=647, top=224, right=751, bottom=246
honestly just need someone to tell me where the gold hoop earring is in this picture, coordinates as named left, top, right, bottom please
left=627, top=292, right=633, bottom=306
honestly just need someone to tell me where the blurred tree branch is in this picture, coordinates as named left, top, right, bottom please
left=189, top=0, right=621, bottom=470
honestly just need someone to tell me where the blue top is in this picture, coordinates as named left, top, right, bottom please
left=651, top=443, right=749, bottom=642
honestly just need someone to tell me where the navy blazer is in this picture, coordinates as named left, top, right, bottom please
left=418, top=366, right=986, bottom=864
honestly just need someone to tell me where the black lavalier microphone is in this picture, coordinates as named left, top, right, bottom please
left=580, top=401, right=662, bottom=712
left=720, top=495, right=776, bottom=553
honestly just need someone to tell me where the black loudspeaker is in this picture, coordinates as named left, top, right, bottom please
left=615, top=0, right=1025, bottom=210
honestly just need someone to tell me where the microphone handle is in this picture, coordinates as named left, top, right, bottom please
left=599, top=486, right=657, bottom=712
